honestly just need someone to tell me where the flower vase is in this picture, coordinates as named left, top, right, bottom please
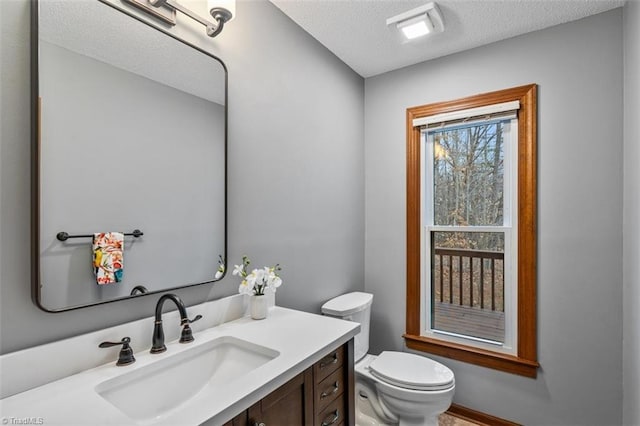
left=250, top=294, right=268, bottom=320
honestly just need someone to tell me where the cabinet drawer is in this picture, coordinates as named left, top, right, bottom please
left=315, top=393, right=345, bottom=426
left=314, top=345, right=344, bottom=383
left=316, top=366, right=344, bottom=413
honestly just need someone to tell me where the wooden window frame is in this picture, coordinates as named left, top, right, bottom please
left=404, top=84, right=539, bottom=378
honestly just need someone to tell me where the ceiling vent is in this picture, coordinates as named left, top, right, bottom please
left=386, top=2, right=444, bottom=42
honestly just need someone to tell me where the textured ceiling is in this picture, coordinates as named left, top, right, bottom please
left=39, top=0, right=225, bottom=104
left=270, top=0, right=626, bottom=77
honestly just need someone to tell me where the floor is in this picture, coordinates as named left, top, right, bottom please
left=439, top=413, right=483, bottom=426
left=433, top=302, right=505, bottom=342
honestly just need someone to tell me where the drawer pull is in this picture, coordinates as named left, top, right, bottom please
left=254, top=423, right=266, bottom=426
left=320, top=381, right=340, bottom=399
left=321, top=409, right=340, bottom=426
left=319, top=353, right=338, bottom=369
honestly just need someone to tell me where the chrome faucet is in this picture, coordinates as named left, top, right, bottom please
left=150, top=294, right=202, bottom=354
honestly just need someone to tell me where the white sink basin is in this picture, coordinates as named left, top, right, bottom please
left=95, top=336, right=279, bottom=424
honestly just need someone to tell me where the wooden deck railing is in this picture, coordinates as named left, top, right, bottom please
left=433, top=248, right=504, bottom=312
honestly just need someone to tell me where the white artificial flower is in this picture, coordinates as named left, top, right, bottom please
left=252, top=268, right=266, bottom=284
left=232, top=264, right=245, bottom=276
left=214, top=263, right=225, bottom=279
left=266, top=275, right=282, bottom=293
left=245, top=269, right=257, bottom=285
left=235, top=256, right=283, bottom=297
left=271, top=276, right=282, bottom=289
left=238, top=279, right=253, bottom=295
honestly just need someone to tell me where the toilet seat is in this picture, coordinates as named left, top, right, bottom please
left=368, top=351, right=454, bottom=392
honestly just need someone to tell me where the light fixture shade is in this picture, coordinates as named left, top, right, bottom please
left=397, top=14, right=432, bottom=40
left=208, top=0, right=235, bottom=21
left=387, top=2, right=444, bottom=41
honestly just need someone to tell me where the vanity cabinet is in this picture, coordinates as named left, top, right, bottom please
left=313, top=344, right=347, bottom=426
left=223, top=341, right=354, bottom=426
left=247, top=368, right=314, bottom=425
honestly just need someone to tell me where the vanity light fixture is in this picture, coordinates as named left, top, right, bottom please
left=387, top=2, right=444, bottom=41
left=146, top=0, right=235, bottom=37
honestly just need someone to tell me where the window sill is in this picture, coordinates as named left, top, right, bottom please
left=403, top=333, right=539, bottom=378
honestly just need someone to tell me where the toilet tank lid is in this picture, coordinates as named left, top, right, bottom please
left=322, top=292, right=373, bottom=316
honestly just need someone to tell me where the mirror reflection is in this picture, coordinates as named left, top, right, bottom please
left=34, top=0, right=226, bottom=311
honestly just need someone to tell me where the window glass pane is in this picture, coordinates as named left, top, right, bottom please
left=431, top=120, right=506, bottom=226
left=431, top=231, right=504, bottom=343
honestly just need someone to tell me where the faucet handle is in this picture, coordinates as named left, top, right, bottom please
left=178, top=314, right=202, bottom=327
left=99, top=337, right=136, bottom=366
left=185, top=314, right=202, bottom=324
left=179, top=315, right=203, bottom=344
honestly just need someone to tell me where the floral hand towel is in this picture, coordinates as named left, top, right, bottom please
left=92, top=232, right=124, bottom=285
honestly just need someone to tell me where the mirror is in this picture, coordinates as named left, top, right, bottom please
left=32, top=0, right=227, bottom=312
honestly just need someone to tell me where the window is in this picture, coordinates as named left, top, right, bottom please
left=404, top=85, right=539, bottom=378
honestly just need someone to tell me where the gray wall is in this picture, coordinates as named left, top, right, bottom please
left=623, top=1, right=640, bottom=424
left=364, top=10, right=623, bottom=426
left=0, top=0, right=364, bottom=354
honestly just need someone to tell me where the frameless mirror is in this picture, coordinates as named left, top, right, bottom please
left=32, top=0, right=227, bottom=312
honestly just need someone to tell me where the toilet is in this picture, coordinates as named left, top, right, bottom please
left=321, top=292, right=455, bottom=426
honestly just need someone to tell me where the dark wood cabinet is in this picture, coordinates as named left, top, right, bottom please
left=222, top=340, right=354, bottom=426
left=222, top=411, right=247, bottom=426
left=313, top=345, right=347, bottom=426
left=248, top=368, right=314, bottom=426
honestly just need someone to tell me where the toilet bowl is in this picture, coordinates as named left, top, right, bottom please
left=321, top=292, right=455, bottom=426
left=356, top=353, right=455, bottom=426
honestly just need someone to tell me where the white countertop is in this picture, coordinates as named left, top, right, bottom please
left=0, top=307, right=359, bottom=426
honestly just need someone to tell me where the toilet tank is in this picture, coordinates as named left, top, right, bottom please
left=321, top=292, right=373, bottom=362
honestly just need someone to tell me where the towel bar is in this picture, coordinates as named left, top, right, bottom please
left=56, top=229, right=144, bottom=241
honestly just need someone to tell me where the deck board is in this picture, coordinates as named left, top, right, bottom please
left=433, top=302, right=505, bottom=342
